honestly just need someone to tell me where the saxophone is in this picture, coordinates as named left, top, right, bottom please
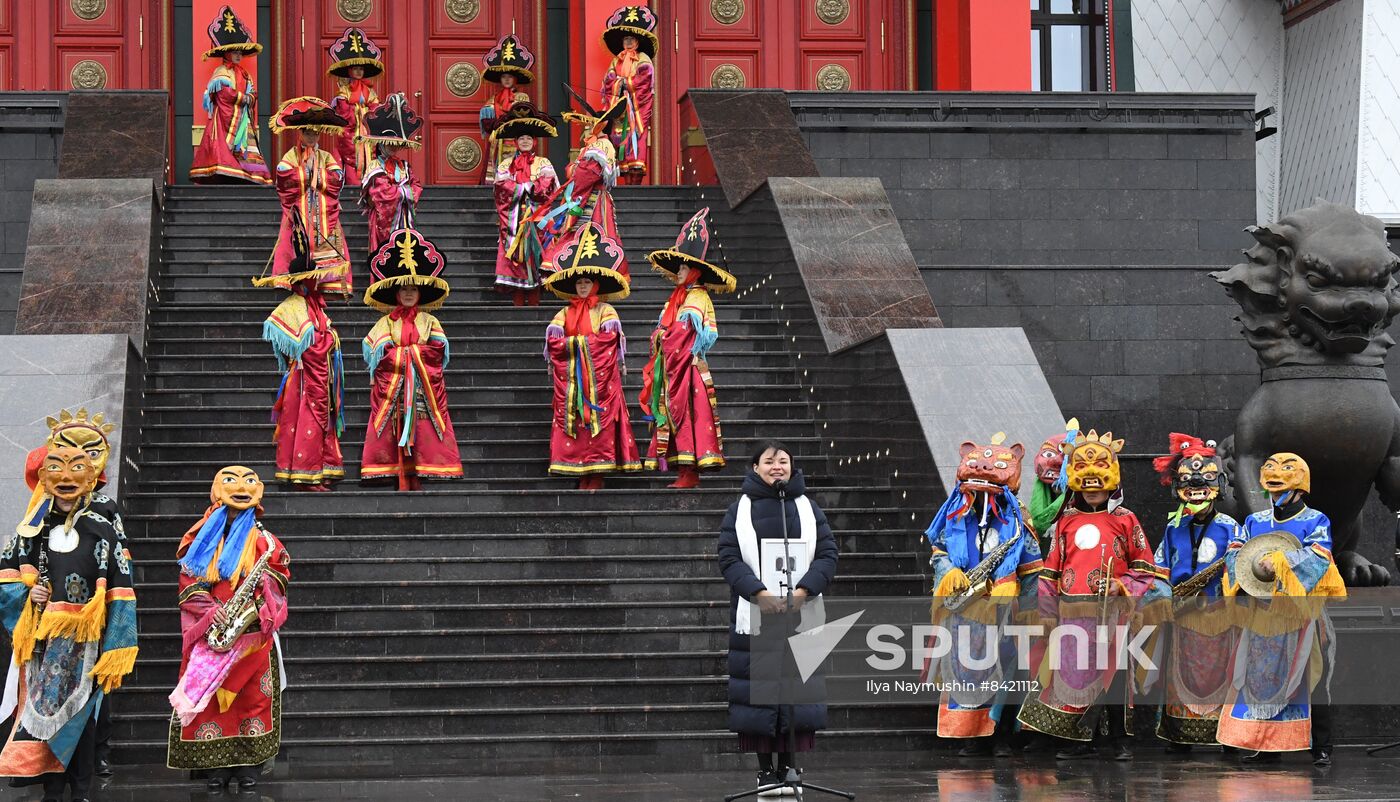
left=206, top=532, right=275, bottom=653
left=1171, top=557, right=1226, bottom=611
left=943, top=524, right=1023, bottom=612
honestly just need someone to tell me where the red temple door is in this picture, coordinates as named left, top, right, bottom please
left=278, top=1, right=544, bottom=185
left=9, top=0, right=164, bottom=91
left=653, top=0, right=914, bottom=183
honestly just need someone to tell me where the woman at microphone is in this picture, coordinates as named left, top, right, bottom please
left=718, top=441, right=839, bottom=795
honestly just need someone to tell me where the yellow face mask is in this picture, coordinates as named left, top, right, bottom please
left=40, top=447, right=97, bottom=507
left=1260, top=452, right=1310, bottom=495
left=1062, top=430, right=1125, bottom=493
left=46, top=408, right=114, bottom=479
left=211, top=465, right=264, bottom=511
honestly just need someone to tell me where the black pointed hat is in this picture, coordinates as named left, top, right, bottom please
left=203, top=5, right=262, bottom=60
left=562, top=92, right=628, bottom=142
left=494, top=100, right=558, bottom=141
left=483, top=34, right=536, bottom=85
left=647, top=208, right=737, bottom=293
left=542, top=222, right=630, bottom=301
left=270, top=96, right=350, bottom=134
left=602, top=6, right=659, bottom=58
left=359, top=93, right=422, bottom=149
left=327, top=27, right=385, bottom=79
left=365, top=228, right=451, bottom=312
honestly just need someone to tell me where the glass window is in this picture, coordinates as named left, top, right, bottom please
left=1050, top=25, right=1085, bottom=91
left=1030, top=29, right=1042, bottom=91
left=1031, top=0, right=1106, bottom=91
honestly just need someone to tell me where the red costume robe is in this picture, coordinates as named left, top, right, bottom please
left=538, top=137, right=626, bottom=278
left=190, top=61, right=271, bottom=185
left=1017, top=505, right=1167, bottom=740
left=601, top=50, right=654, bottom=181
left=330, top=80, right=379, bottom=185
left=360, top=308, right=464, bottom=486
left=264, top=290, right=345, bottom=486
left=361, top=156, right=422, bottom=256
left=167, top=518, right=289, bottom=770
left=271, top=146, right=352, bottom=296
left=640, top=283, right=725, bottom=472
left=546, top=300, right=641, bottom=476
left=494, top=151, right=558, bottom=291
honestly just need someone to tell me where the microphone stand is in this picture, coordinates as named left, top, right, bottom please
left=726, top=479, right=854, bottom=801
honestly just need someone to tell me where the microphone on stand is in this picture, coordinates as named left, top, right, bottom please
left=772, top=479, right=787, bottom=499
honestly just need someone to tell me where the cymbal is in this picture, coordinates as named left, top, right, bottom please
left=1236, top=530, right=1304, bottom=598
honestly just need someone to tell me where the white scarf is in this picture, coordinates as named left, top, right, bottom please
left=734, top=493, right=826, bottom=636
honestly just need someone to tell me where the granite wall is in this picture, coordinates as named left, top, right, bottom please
left=16, top=179, right=159, bottom=352
left=0, top=94, right=65, bottom=335
left=789, top=90, right=1262, bottom=529
left=0, top=334, right=135, bottom=521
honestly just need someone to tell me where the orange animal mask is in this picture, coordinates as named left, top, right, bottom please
left=1062, top=429, right=1124, bottom=493
left=957, top=433, right=1025, bottom=494
left=1260, top=452, right=1310, bottom=495
left=211, top=465, right=264, bottom=511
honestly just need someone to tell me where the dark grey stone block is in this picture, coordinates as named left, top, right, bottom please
left=988, top=189, right=1050, bottom=220
left=808, top=131, right=867, bottom=159
left=959, top=159, right=1018, bottom=190
left=1046, top=373, right=1092, bottom=410
left=922, top=269, right=987, bottom=306
left=0, top=133, right=36, bottom=160
left=1198, top=220, right=1252, bottom=251
left=869, top=132, right=930, bottom=159
left=903, top=160, right=959, bottom=189
left=1020, top=160, right=1081, bottom=189
left=1197, top=159, right=1255, bottom=190
left=861, top=158, right=912, bottom=189
left=989, top=133, right=1050, bottom=160
left=1053, top=340, right=1124, bottom=376
left=1079, top=159, right=1197, bottom=190
left=1091, top=375, right=1160, bottom=410
left=919, top=248, right=994, bottom=266
left=3, top=160, right=55, bottom=191
left=1107, top=133, right=1167, bottom=160
left=1166, top=133, right=1227, bottom=160
left=927, top=189, right=991, bottom=220
left=901, top=219, right=961, bottom=252
left=812, top=158, right=841, bottom=176
left=1157, top=374, right=1257, bottom=410
left=960, top=219, right=1021, bottom=250
left=1090, top=305, right=1159, bottom=340
left=1020, top=219, right=1080, bottom=250
left=929, top=132, right=990, bottom=158
left=1227, top=132, right=1258, bottom=161
left=1048, top=133, right=1108, bottom=160
left=1015, top=305, right=1091, bottom=340
left=885, top=189, right=933, bottom=219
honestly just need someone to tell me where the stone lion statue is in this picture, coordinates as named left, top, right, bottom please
left=1213, top=202, right=1400, bottom=586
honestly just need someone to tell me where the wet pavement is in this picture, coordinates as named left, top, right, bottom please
left=16, top=747, right=1400, bottom=802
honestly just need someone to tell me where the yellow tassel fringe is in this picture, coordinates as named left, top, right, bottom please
left=34, top=589, right=106, bottom=644
left=11, top=601, right=38, bottom=664
left=88, top=646, right=138, bottom=693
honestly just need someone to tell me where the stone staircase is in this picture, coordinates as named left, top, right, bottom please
left=113, top=183, right=933, bottom=775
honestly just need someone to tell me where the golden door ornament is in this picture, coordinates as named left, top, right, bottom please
left=70, top=60, right=108, bottom=90
left=446, top=0, right=481, bottom=24
left=816, top=0, right=850, bottom=25
left=816, top=63, right=851, bottom=91
left=710, top=64, right=746, bottom=89
left=710, top=0, right=744, bottom=24
left=338, top=0, right=372, bottom=22
left=71, top=0, right=106, bottom=21
left=446, top=137, right=482, bottom=172
left=445, top=62, right=481, bottom=97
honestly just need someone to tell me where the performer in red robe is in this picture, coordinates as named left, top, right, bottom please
left=360, top=229, right=463, bottom=490
left=479, top=34, right=537, bottom=184
left=359, top=93, right=424, bottom=256
left=256, top=97, right=353, bottom=298
left=259, top=219, right=345, bottom=491
left=601, top=6, right=659, bottom=185
left=542, top=222, right=641, bottom=490
left=641, top=208, right=736, bottom=488
left=492, top=103, right=558, bottom=306
left=1018, top=429, right=1170, bottom=760
left=537, top=96, right=629, bottom=278
left=327, top=27, right=384, bottom=186
left=167, top=466, right=289, bottom=791
left=189, top=6, right=270, bottom=185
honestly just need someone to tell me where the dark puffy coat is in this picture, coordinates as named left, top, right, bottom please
left=717, top=469, right=839, bottom=737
